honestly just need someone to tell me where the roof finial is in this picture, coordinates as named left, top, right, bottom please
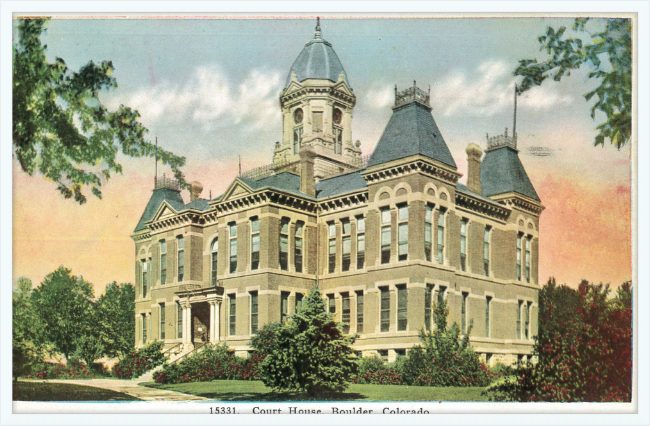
left=314, top=17, right=322, bottom=39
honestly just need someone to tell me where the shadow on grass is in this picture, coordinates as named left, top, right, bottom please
left=194, top=390, right=368, bottom=402
left=13, top=381, right=140, bottom=401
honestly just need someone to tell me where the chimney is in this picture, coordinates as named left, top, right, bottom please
left=189, top=181, right=203, bottom=202
left=465, top=144, right=483, bottom=195
left=299, top=145, right=316, bottom=197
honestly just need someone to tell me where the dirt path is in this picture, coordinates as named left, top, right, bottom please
left=28, top=379, right=210, bottom=401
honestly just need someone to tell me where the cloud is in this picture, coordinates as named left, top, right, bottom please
left=364, top=84, right=394, bottom=109
left=105, top=65, right=283, bottom=131
left=431, top=60, right=572, bottom=117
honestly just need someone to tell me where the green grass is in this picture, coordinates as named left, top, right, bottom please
left=13, top=381, right=141, bottom=401
left=141, top=380, right=487, bottom=401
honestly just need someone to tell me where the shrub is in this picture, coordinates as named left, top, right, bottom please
left=113, top=341, right=167, bottom=379
left=353, top=368, right=403, bottom=385
left=25, top=358, right=96, bottom=380
left=258, top=286, right=358, bottom=396
left=357, top=355, right=386, bottom=377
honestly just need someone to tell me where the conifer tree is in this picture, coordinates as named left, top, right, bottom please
left=258, top=286, right=358, bottom=396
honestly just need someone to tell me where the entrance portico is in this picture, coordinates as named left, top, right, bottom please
left=176, top=284, right=224, bottom=351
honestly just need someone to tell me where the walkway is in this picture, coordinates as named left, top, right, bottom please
left=32, top=378, right=210, bottom=401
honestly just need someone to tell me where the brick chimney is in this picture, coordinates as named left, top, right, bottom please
left=189, top=181, right=203, bottom=202
left=466, top=144, right=483, bottom=195
left=299, top=145, right=316, bottom=197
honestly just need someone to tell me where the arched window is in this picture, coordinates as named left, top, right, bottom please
left=295, top=222, right=304, bottom=273
left=211, top=238, right=218, bottom=286
left=280, top=218, right=290, bottom=271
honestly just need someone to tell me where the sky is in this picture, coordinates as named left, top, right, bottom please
left=11, top=16, right=632, bottom=296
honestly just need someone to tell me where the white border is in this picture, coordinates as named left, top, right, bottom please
left=2, top=2, right=648, bottom=426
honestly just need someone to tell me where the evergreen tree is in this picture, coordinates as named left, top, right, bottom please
left=258, top=286, right=358, bottom=396
left=12, top=278, right=46, bottom=380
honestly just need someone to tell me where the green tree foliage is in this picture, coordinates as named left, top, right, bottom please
left=30, top=266, right=95, bottom=361
left=397, top=298, right=490, bottom=387
left=256, top=286, right=358, bottom=396
left=515, top=18, right=632, bottom=149
left=95, top=282, right=135, bottom=358
left=12, top=18, right=186, bottom=204
left=12, top=278, right=46, bottom=380
left=73, top=335, right=104, bottom=368
left=486, top=279, right=633, bottom=402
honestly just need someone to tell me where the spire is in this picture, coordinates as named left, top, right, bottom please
left=314, top=17, right=322, bottom=39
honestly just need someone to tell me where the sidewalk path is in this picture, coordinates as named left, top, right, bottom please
left=31, top=378, right=210, bottom=401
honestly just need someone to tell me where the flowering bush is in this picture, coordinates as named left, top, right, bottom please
left=153, top=344, right=262, bottom=384
left=353, top=368, right=403, bottom=385
left=25, top=357, right=96, bottom=380
left=113, top=341, right=167, bottom=379
left=485, top=279, right=633, bottom=402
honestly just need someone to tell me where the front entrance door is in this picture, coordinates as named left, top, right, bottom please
left=192, top=302, right=210, bottom=344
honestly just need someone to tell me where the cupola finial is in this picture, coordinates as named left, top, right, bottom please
left=314, top=17, right=322, bottom=39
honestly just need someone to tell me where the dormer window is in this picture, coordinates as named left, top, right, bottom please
left=293, top=127, right=303, bottom=155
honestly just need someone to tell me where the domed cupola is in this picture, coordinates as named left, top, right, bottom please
left=275, top=18, right=361, bottom=180
left=284, top=18, right=351, bottom=89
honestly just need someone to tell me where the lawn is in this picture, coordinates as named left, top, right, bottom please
left=142, top=380, right=487, bottom=401
left=13, top=381, right=141, bottom=401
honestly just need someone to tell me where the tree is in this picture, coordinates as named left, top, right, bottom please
left=12, top=18, right=187, bottom=204
left=12, top=277, right=46, bottom=380
left=30, top=266, right=96, bottom=361
left=95, top=282, right=135, bottom=358
left=486, top=279, right=633, bottom=402
left=256, top=286, right=358, bottom=397
left=515, top=18, right=632, bottom=149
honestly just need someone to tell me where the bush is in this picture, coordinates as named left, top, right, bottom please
left=113, top=341, right=167, bottom=379
left=153, top=344, right=262, bottom=384
left=25, top=358, right=96, bottom=380
left=353, top=368, right=403, bottom=385
left=357, top=355, right=386, bottom=377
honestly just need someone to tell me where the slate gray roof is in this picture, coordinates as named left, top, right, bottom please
left=480, top=145, right=540, bottom=201
left=133, top=188, right=185, bottom=233
left=315, top=170, right=367, bottom=199
left=238, top=173, right=308, bottom=198
left=284, top=36, right=350, bottom=89
left=366, top=102, right=457, bottom=169
left=455, top=182, right=509, bottom=208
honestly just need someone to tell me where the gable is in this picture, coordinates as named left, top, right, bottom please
left=221, top=179, right=254, bottom=202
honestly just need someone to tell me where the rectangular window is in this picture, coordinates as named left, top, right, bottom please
left=147, top=258, right=151, bottom=293
left=160, top=240, right=167, bottom=285
left=211, top=238, right=219, bottom=286
left=461, top=292, right=469, bottom=334
left=228, top=294, right=236, bottom=336
left=280, top=218, right=289, bottom=271
left=397, top=284, right=408, bottom=331
left=334, top=128, right=342, bottom=154
left=525, top=237, right=531, bottom=283
left=437, top=285, right=447, bottom=306
left=425, top=205, right=433, bottom=261
left=525, top=302, right=531, bottom=339
left=312, top=111, right=323, bottom=132
left=295, top=293, right=303, bottom=312
left=142, top=314, right=147, bottom=344
left=281, top=291, right=289, bottom=324
left=328, top=222, right=336, bottom=273
left=356, top=291, right=364, bottom=333
left=251, top=217, right=260, bottom=271
left=250, top=291, right=258, bottom=334
left=380, top=286, right=390, bottom=332
left=177, top=236, right=184, bottom=282
left=356, top=216, right=365, bottom=269
left=177, top=303, right=182, bottom=339
left=229, top=223, right=237, bottom=274
left=485, top=296, right=492, bottom=338
left=293, top=127, right=303, bottom=154
left=437, top=208, right=446, bottom=264
left=381, top=208, right=391, bottom=264
left=328, top=294, right=336, bottom=314
left=295, top=222, right=304, bottom=273
left=483, top=226, right=491, bottom=277
left=516, top=233, right=523, bottom=281
left=159, top=303, right=165, bottom=340
left=341, top=219, right=351, bottom=272
left=341, top=293, right=350, bottom=334
left=460, top=219, right=468, bottom=271
left=517, top=300, right=523, bottom=339
left=424, top=284, right=433, bottom=331
left=379, top=349, right=388, bottom=362
left=398, top=204, right=408, bottom=262
left=141, top=259, right=148, bottom=298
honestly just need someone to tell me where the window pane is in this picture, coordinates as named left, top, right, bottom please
left=160, top=304, right=165, bottom=340
left=342, top=293, right=350, bottom=334
left=229, top=295, right=236, bottom=336
left=281, top=218, right=289, bottom=234
left=381, top=209, right=391, bottom=224
left=342, top=219, right=351, bottom=235
left=177, top=237, right=184, bottom=250
left=425, top=205, right=432, bottom=222
left=397, top=285, right=407, bottom=331
left=295, top=222, right=303, bottom=236
left=398, top=223, right=408, bottom=260
left=424, top=285, right=432, bottom=331
left=230, top=224, right=237, bottom=238
left=328, top=294, right=336, bottom=314
left=250, top=292, right=258, bottom=334
left=177, top=303, right=182, bottom=339
left=251, top=218, right=260, bottom=233
left=357, top=234, right=365, bottom=270
left=328, top=223, right=336, bottom=237
left=281, top=292, right=289, bottom=324
left=398, top=204, right=408, bottom=221
left=356, top=291, right=364, bottom=333
left=380, top=287, right=390, bottom=332
left=357, top=216, right=365, bottom=232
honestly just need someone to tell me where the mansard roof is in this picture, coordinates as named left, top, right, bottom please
left=315, top=170, right=367, bottom=199
left=238, top=172, right=306, bottom=198
left=480, top=145, right=540, bottom=202
left=366, top=101, right=457, bottom=169
left=133, top=187, right=185, bottom=233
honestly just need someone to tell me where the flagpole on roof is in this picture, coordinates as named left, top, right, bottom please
left=155, top=136, right=158, bottom=187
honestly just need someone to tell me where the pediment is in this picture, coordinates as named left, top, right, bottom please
left=150, top=201, right=179, bottom=223
left=283, top=81, right=305, bottom=96
left=333, top=80, right=353, bottom=96
left=220, top=179, right=254, bottom=202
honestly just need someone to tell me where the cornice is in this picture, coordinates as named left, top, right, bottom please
left=490, top=192, right=545, bottom=216
left=455, top=191, right=511, bottom=222
left=361, top=157, right=462, bottom=186
left=280, top=85, right=356, bottom=109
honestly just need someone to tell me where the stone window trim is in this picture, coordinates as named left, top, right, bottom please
left=176, top=235, right=185, bottom=283
left=250, top=216, right=260, bottom=271
left=341, top=218, right=352, bottom=272
left=159, top=239, right=167, bottom=286
left=355, top=215, right=366, bottom=271
left=461, top=291, right=470, bottom=336
left=228, top=222, right=238, bottom=275
left=483, top=225, right=492, bottom=278
left=210, top=237, right=219, bottom=286
left=379, top=206, right=392, bottom=265
left=460, top=217, right=470, bottom=273
left=227, top=291, right=237, bottom=337
left=397, top=203, right=409, bottom=262
left=249, top=290, right=259, bottom=335
left=294, top=220, right=305, bottom=274
left=327, top=221, right=337, bottom=274
left=280, top=217, right=291, bottom=272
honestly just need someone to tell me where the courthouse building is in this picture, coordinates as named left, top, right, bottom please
left=132, top=20, right=544, bottom=365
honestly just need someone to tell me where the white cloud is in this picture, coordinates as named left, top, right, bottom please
left=431, top=60, right=572, bottom=117
left=364, top=84, right=394, bottom=109
left=105, top=65, right=283, bottom=131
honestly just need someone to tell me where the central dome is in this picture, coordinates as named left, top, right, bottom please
left=284, top=20, right=351, bottom=89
